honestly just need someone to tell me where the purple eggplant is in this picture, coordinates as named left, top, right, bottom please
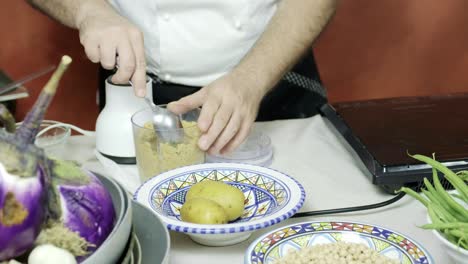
left=0, top=139, right=47, bottom=261
left=37, top=159, right=115, bottom=259
left=0, top=56, right=115, bottom=262
left=0, top=56, right=71, bottom=261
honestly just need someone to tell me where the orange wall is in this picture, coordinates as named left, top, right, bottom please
left=0, top=0, right=99, bottom=130
left=314, top=0, right=468, bottom=102
left=1, top=0, right=468, bottom=128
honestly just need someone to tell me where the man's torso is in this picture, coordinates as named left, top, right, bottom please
left=109, top=0, right=279, bottom=86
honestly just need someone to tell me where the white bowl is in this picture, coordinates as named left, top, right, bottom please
left=432, top=229, right=468, bottom=264
left=134, top=163, right=306, bottom=246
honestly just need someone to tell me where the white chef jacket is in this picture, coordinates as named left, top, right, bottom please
left=109, top=0, right=278, bottom=86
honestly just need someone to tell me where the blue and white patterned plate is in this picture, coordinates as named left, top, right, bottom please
left=245, top=221, right=434, bottom=264
left=134, top=163, right=305, bottom=246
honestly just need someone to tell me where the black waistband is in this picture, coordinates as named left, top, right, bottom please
left=147, top=53, right=326, bottom=105
left=98, top=54, right=327, bottom=118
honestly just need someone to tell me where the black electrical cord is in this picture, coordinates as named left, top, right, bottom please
left=292, top=191, right=406, bottom=218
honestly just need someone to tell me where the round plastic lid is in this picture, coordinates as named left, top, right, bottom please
left=206, top=130, right=273, bottom=167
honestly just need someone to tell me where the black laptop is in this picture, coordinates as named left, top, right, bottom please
left=319, top=93, right=468, bottom=193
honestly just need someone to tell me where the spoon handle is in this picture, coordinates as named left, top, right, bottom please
left=143, top=97, right=158, bottom=111
left=128, top=79, right=157, bottom=111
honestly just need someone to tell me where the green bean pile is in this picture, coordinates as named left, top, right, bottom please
left=400, top=154, right=468, bottom=250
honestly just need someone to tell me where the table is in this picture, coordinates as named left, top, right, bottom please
left=62, top=115, right=447, bottom=263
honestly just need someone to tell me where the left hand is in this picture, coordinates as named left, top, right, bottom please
left=167, top=73, right=266, bottom=155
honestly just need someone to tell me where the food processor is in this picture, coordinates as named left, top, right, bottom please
left=95, top=76, right=152, bottom=164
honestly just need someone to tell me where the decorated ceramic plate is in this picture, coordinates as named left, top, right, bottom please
left=134, top=163, right=305, bottom=246
left=245, top=221, right=434, bottom=264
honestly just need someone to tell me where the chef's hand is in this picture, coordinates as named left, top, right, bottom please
left=77, top=12, right=147, bottom=97
left=168, top=73, right=266, bottom=155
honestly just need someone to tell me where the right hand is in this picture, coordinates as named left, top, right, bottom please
left=77, top=12, right=147, bottom=97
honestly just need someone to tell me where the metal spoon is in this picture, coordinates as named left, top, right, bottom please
left=143, top=97, right=185, bottom=143
left=127, top=80, right=184, bottom=143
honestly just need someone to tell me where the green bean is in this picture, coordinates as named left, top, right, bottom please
left=427, top=204, right=442, bottom=224
left=442, top=230, right=460, bottom=245
left=421, top=188, right=466, bottom=222
left=448, top=230, right=468, bottom=249
left=430, top=202, right=458, bottom=223
left=399, top=187, right=429, bottom=207
left=411, top=154, right=468, bottom=201
left=460, top=240, right=468, bottom=249
left=431, top=160, right=437, bottom=182
left=459, top=236, right=468, bottom=249
left=441, top=229, right=466, bottom=246
left=451, top=193, right=465, bottom=201
left=421, top=189, right=442, bottom=206
left=448, top=229, right=468, bottom=238
left=421, top=222, right=468, bottom=230
left=423, top=166, right=447, bottom=205
left=456, top=171, right=468, bottom=182
left=427, top=203, right=453, bottom=243
left=427, top=205, right=455, bottom=244
left=432, top=170, right=468, bottom=221
left=424, top=161, right=460, bottom=212
left=422, top=179, right=445, bottom=205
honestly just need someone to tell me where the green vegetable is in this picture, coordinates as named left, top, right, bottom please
left=410, top=154, right=468, bottom=201
left=431, top=166, right=468, bottom=220
left=457, top=171, right=468, bottom=182
left=421, top=189, right=454, bottom=221
left=400, top=154, right=468, bottom=250
left=421, top=222, right=468, bottom=230
left=399, top=186, right=428, bottom=207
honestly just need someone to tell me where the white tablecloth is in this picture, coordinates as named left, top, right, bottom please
left=62, top=115, right=446, bottom=263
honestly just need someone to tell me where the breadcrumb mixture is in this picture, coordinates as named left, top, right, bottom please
left=135, top=121, right=204, bottom=180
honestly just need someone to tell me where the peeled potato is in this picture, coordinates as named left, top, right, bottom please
left=180, top=197, right=228, bottom=224
left=186, top=180, right=245, bottom=221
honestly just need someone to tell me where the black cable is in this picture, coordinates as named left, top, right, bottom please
left=292, top=191, right=406, bottom=218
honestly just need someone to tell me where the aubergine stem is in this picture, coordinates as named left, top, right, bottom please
left=0, top=104, right=16, bottom=133
left=15, top=56, right=72, bottom=145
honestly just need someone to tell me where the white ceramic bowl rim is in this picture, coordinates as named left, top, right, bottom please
left=244, top=220, right=435, bottom=264
left=431, top=229, right=468, bottom=254
left=134, top=163, right=306, bottom=235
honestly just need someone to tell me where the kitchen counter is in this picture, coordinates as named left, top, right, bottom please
left=62, top=115, right=446, bottom=263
